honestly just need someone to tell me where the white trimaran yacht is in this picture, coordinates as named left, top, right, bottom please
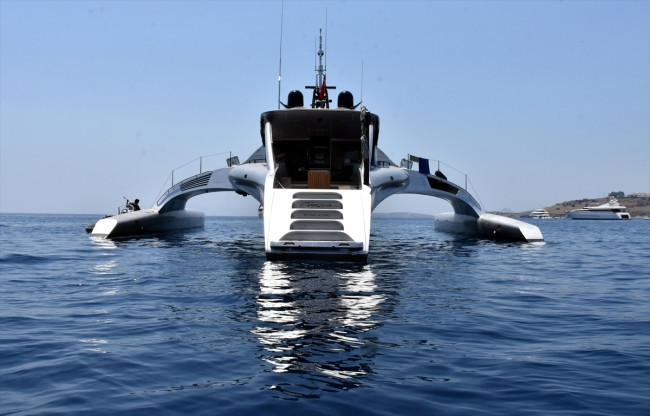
left=91, top=30, right=543, bottom=260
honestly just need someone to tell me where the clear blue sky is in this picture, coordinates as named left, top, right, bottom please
left=1, top=0, right=649, bottom=215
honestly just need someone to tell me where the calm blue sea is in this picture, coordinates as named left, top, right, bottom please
left=1, top=214, right=649, bottom=415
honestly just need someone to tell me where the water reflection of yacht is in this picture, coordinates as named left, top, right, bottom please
left=253, top=262, right=385, bottom=379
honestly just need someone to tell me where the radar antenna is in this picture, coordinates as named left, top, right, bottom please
left=277, top=1, right=284, bottom=109
left=306, top=28, right=335, bottom=108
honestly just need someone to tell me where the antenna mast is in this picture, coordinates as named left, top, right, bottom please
left=324, top=9, right=328, bottom=73
left=316, top=28, right=324, bottom=92
left=360, top=60, right=364, bottom=103
left=307, top=25, right=335, bottom=108
left=277, top=1, right=284, bottom=110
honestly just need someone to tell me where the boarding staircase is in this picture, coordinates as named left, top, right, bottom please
left=264, top=188, right=370, bottom=260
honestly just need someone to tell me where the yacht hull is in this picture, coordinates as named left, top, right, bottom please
left=567, top=212, right=630, bottom=220
left=477, top=214, right=544, bottom=242
left=90, top=209, right=204, bottom=238
left=435, top=212, right=544, bottom=242
left=266, top=246, right=367, bottom=262
left=566, top=199, right=630, bottom=220
left=434, top=213, right=479, bottom=235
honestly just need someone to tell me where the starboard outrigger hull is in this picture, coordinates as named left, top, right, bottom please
left=433, top=213, right=543, bottom=242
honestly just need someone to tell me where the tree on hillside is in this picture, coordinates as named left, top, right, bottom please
left=609, top=191, right=625, bottom=198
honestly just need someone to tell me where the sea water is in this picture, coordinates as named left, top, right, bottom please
left=1, top=214, right=648, bottom=415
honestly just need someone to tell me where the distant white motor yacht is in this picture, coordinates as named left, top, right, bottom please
left=529, top=208, right=551, bottom=219
left=566, top=199, right=631, bottom=220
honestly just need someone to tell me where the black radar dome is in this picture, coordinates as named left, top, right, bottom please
left=287, top=90, right=304, bottom=108
left=337, top=91, right=354, bottom=109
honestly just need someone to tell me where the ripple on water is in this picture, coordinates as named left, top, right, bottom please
left=1, top=215, right=649, bottom=415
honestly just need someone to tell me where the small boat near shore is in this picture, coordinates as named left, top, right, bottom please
left=529, top=208, right=551, bottom=219
left=566, top=199, right=631, bottom=220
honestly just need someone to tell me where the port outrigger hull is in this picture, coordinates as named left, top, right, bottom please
left=91, top=209, right=204, bottom=239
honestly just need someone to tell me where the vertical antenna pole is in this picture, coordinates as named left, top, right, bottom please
left=324, top=9, right=328, bottom=71
left=277, top=1, right=284, bottom=109
left=317, top=29, right=324, bottom=89
left=314, top=37, right=317, bottom=82
left=360, top=60, right=364, bottom=103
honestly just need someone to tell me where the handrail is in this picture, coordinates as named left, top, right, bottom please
left=153, top=151, right=235, bottom=206
left=401, top=155, right=485, bottom=211
left=436, top=160, right=484, bottom=210
left=156, top=171, right=210, bottom=206
left=169, top=151, right=233, bottom=185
